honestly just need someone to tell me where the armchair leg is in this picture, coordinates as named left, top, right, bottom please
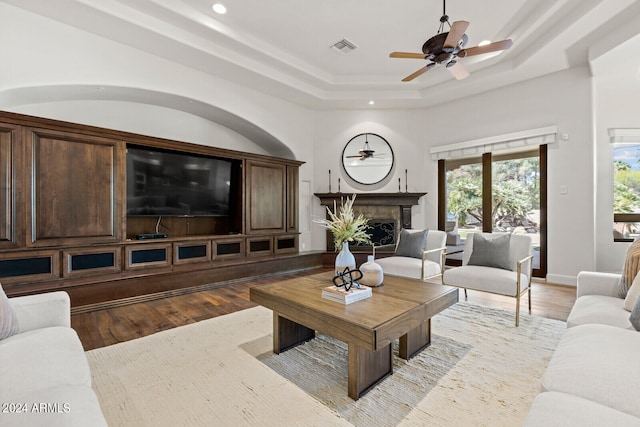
left=463, top=289, right=468, bottom=300
left=515, top=295, right=520, bottom=327
left=528, top=287, right=532, bottom=313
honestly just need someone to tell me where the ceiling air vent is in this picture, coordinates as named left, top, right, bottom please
left=330, top=38, right=358, bottom=55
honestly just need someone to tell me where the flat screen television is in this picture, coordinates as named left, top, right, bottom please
left=126, top=145, right=239, bottom=217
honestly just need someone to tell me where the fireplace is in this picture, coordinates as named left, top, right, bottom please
left=315, top=192, right=427, bottom=251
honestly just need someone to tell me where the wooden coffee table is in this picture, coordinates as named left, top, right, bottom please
left=250, top=271, right=458, bottom=399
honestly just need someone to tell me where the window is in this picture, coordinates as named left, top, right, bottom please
left=613, top=144, right=640, bottom=241
left=439, top=147, right=547, bottom=277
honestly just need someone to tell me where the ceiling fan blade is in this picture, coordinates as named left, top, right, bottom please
left=401, top=63, right=435, bottom=82
left=446, top=62, right=470, bottom=80
left=346, top=155, right=362, bottom=158
left=458, top=39, right=513, bottom=57
left=443, top=20, right=470, bottom=52
left=390, top=51, right=428, bottom=59
left=402, top=67, right=429, bottom=82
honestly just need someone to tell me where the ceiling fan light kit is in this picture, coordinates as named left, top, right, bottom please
left=390, top=0, right=512, bottom=82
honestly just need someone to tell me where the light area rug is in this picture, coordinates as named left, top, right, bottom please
left=86, top=302, right=566, bottom=427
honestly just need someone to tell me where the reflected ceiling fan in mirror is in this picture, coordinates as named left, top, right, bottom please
left=345, top=133, right=386, bottom=161
left=342, top=133, right=394, bottom=185
left=389, top=0, right=513, bottom=82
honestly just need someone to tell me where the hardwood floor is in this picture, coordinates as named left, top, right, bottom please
left=72, top=268, right=576, bottom=351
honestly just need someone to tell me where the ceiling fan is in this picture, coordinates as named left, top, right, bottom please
left=389, top=0, right=513, bottom=82
left=346, top=134, right=383, bottom=161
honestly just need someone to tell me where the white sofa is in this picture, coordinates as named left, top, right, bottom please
left=0, top=291, right=108, bottom=427
left=523, top=272, right=640, bottom=426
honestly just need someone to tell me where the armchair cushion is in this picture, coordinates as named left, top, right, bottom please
left=376, top=256, right=442, bottom=280
left=467, top=233, right=512, bottom=271
left=395, top=229, right=428, bottom=259
left=0, top=284, right=19, bottom=340
left=443, top=265, right=529, bottom=297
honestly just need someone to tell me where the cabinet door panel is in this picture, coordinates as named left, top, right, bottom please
left=287, top=165, right=299, bottom=232
left=27, top=128, right=126, bottom=246
left=0, top=124, right=21, bottom=247
left=247, top=161, right=286, bottom=232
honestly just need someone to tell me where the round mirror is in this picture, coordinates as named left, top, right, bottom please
left=341, top=133, right=394, bottom=185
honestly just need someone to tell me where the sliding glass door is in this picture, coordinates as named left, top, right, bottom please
left=438, top=146, right=547, bottom=277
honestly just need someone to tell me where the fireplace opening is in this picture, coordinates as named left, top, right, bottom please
left=352, top=219, right=396, bottom=250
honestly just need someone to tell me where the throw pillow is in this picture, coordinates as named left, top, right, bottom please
left=618, top=236, right=640, bottom=297
left=395, top=229, right=428, bottom=259
left=0, top=283, right=19, bottom=340
left=630, top=294, right=640, bottom=331
left=624, top=271, right=640, bottom=311
left=467, top=233, right=512, bottom=271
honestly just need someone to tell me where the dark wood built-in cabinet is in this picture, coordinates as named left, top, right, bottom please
left=26, top=128, right=126, bottom=247
left=0, top=111, right=309, bottom=307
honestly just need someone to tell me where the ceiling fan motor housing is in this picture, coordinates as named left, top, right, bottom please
left=422, top=32, right=468, bottom=63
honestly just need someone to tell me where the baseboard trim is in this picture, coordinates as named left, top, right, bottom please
left=545, top=274, right=577, bottom=287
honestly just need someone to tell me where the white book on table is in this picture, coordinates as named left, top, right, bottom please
left=321, top=285, right=372, bottom=305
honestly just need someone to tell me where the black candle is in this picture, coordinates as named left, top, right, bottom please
left=329, top=169, right=332, bottom=193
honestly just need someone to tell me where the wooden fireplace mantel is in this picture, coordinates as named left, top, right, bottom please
left=314, top=192, right=427, bottom=207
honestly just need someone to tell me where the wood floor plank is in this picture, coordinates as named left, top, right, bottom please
left=71, top=269, right=576, bottom=351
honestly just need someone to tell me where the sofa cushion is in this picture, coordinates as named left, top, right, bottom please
left=541, top=324, right=640, bottom=418
left=523, top=391, right=640, bottom=427
left=395, top=229, right=428, bottom=259
left=0, top=283, right=19, bottom=340
left=566, top=295, right=633, bottom=329
left=443, top=265, right=529, bottom=296
left=9, top=385, right=108, bottom=427
left=467, top=233, right=512, bottom=271
left=0, top=326, right=92, bottom=402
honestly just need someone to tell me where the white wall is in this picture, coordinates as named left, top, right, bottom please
left=594, top=73, right=640, bottom=272
left=9, top=100, right=270, bottom=155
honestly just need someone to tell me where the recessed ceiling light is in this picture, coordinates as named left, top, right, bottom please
left=212, top=3, right=227, bottom=14
left=478, top=40, right=491, bottom=46
left=368, top=100, right=375, bottom=105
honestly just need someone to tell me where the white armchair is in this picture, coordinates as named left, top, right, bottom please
left=373, top=229, right=447, bottom=281
left=442, top=232, right=533, bottom=326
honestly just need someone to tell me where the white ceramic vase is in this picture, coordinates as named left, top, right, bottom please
left=334, top=241, right=356, bottom=275
left=359, top=255, right=384, bottom=287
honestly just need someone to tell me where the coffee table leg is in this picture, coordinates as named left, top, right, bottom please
left=399, top=318, right=431, bottom=360
left=347, top=343, right=392, bottom=400
left=273, top=312, right=315, bottom=354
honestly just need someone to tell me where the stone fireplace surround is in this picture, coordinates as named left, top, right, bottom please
left=314, top=192, right=427, bottom=251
